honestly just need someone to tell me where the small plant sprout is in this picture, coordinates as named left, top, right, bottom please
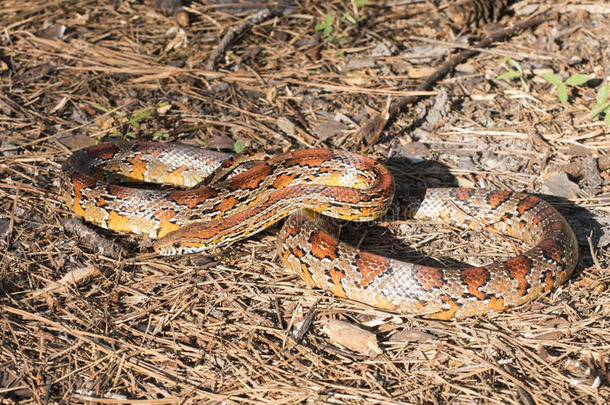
left=127, top=110, right=151, bottom=128
left=112, top=130, right=136, bottom=140
left=497, top=57, right=529, bottom=92
left=315, top=13, right=334, bottom=41
left=591, top=82, right=610, bottom=127
left=542, top=72, right=589, bottom=103
left=97, top=106, right=156, bottom=140
left=234, top=139, right=244, bottom=154
left=315, top=1, right=368, bottom=56
left=343, top=0, right=368, bottom=24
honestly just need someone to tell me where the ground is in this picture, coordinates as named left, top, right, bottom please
left=0, top=0, right=609, bottom=404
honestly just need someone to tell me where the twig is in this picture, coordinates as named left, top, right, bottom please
left=206, top=8, right=274, bottom=71
left=61, top=217, right=124, bottom=259
left=357, top=12, right=553, bottom=145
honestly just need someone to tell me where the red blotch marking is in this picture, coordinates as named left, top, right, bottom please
left=487, top=190, right=511, bottom=209
left=96, top=197, right=106, bottom=207
left=429, top=296, right=460, bottom=320
left=72, top=172, right=97, bottom=191
left=214, top=196, right=239, bottom=214
left=168, top=188, right=218, bottom=209
left=135, top=142, right=161, bottom=157
left=329, top=268, right=347, bottom=297
left=154, top=208, right=176, bottom=222
left=70, top=173, right=98, bottom=217
left=281, top=216, right=302, bottom=238
left=228, top=164, right=271, bottom=190
left=453, top=188, right=475, bottom=201
left=517, top=195, right=541, bottom=215
left=544, top=220, right=564, bottom=233
left=538, top=238, right=563, bottom=264
left=461, top=267, right=490, bottom=299
left=413, top=265, right=444, bottom=291
left=272, top=172, right=296, bottom=189
left=324, top=188, right=364, bottom=204
left=505, top=255, right=532, bottom=296
left=107, top=184, right=140, bottom=200
left=487, top=297, right=507, bottom=312
left=544, top=271, right=554, bottom=292
left=309, top=230, right=339, bottom=260
left=127, top=154, right=147, bottom=181
left=285, top=149, right=333, bottom=167
left=289, top=246, right=304, bottom=259
left=530, top=205, right=554, bottom=228
left=220, top=156, right=237, bottom=168
left=355, top=251, right=390, bottom=287
left=86, top=143, right=120, bottom=160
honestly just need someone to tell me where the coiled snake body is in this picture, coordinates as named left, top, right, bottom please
left=61, top=142, right=578, bottom=319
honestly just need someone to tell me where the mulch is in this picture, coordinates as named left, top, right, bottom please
left=1, top=0, right=608, bottom=403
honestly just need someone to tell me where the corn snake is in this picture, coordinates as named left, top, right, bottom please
left=61, top=142, right=578, bottom=319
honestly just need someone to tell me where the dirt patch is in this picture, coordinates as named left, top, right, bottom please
left=1, top=0, right=609, bottom=403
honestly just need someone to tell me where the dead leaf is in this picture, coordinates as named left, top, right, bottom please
left=324, top=319, right=382, bottom=358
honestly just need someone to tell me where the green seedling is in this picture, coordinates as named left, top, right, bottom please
left=110, top=109, right=152, bottom=140
left=153, top=131, right=170, bottom=140
left=591, top=82, right=610, bottom=127
left=234, top=139, right=244, bottom=154
left=315, top=13, right=334, bottom=39
left=497, top=57, right=529, bottom=92
left=127, top=110, right=151, bottom=128
left=542, top=72, right=589, bottom=103
left=315, top=0, right=368, bottom=56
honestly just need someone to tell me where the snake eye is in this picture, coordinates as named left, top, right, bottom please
left=173, top=242, right=181, bottom=248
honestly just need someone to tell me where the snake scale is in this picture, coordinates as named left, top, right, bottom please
left=61, top=142, right=578, bottom=319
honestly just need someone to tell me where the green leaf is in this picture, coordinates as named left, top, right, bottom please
left=354, top=0, right=368, bottom=6
left=591, top=101, right=610, bottom=119
left=591, top=103, right=601, bottom=119
left=557, top=83, right=568, bottom=103
left=344, top=14, right=356, bottom=24
left=565, top=74, right=589, bottom=86
left=508, top=59, right=523, bottom=74
left=234, top=140, right=244, bottom=154
left=131, top=110, right=151, bottom=123
left=497, top=70, right=522, bottom=81
left=605, top=112, right=610, bottom=127
left=111, top=131, right=122, bottom=137
left=597, top=83, right=609, bottom=104
left=153, top=131, right=169, bottom=139
left=542, top=73, right=562, bottom=86
left=315, top=14, right=333, bottom=37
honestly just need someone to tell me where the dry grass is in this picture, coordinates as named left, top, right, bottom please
left=1, top=0, right=609, bottom=403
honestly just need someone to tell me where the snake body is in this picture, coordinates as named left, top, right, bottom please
left=61, top=142, right=578, bottom=319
